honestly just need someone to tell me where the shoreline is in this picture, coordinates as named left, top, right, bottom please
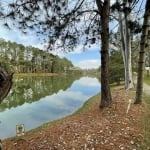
left=2, top=87, right=150, bottom=149
left=14, top=73, right=59, bottom=77
left=3, top=93, right=100, bottom=141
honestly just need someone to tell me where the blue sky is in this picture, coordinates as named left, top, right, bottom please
left=0, top=21, right=101, bottom=69
left=63, top=47, right=100, bottom=69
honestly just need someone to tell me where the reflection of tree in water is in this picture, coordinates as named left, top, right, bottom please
left=0, top=75, right=81, bottom=110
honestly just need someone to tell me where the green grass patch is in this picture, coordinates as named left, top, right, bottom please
left=144, top=75, right=150, bottom=85
left=140, top=75, right=150, bottom=148
left=110, top=81, right=125, bottom=88
left=73, top=94, right=100, bottom=114
left=140, top=93, right=150, bottom=149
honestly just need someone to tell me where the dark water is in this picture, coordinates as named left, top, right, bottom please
left=0, top=76, right=100, bottom=139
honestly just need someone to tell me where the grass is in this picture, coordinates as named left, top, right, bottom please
left=72, top=94, right=100, bottom=114
left=141, top=93, right=150, bottom=149
left=144, top=75, right=150, bottom=85
left=14, top=73, right=58, bottom=77
left=110, top=81, right=125, bottom=88
left=140, top=75, right=150, bottom=148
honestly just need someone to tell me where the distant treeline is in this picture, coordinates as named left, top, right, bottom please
left=0, top=38, right=81, bottom=74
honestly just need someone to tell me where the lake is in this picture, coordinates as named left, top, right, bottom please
left=0, top=75, right=100, bottom=139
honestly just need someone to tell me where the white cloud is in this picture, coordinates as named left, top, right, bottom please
left=76, top=77, right=100, bottom=87
left=111, top=0, right=116, bottom=5
left=52, top=44, right=100, bottom=57
left=50, top=45, right=88, bottom=56
left=75, top=44, right=100, bottom=53
left=76, top=59, right=100, bottom=69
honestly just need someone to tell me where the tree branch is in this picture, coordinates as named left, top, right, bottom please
left=96, top=0, right=103, bottom=15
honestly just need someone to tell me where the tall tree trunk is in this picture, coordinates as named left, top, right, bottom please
left=96, top=0, right=112, bottom=108
left=119, top=0, right=134, bottom=90
left=119, top=11, right=127, bottom=82
left=124, top=0, right=133, bottom=90
left=135, top=0, right=150, bottom=104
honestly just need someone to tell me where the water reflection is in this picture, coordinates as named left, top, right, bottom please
left=0, top=75, right=80, bottom=111
left=0, top=76, right=100, bottom=139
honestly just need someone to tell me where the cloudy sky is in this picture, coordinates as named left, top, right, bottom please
left=0, top=24, right=101, bottom=69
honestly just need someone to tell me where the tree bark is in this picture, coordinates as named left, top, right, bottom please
left=119, top=0, right=134, bottom=90
left=135, top=0, right=150, bottom=104
left=124, top=1, right=134, bottom=90
left=96, top=0, right=112, bottom=108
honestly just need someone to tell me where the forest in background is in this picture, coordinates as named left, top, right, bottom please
left=0, top=38, right=80, bottom=74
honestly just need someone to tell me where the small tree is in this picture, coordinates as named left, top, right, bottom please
left=109, top=50, right=124, bottom=85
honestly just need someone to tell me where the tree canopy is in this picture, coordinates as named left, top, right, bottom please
left=0, top=39, right=74, bottom=74
left=0, top=0, right=100, bottom=51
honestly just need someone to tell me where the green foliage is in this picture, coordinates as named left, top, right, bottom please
left=144, top=75, right=150, bottom=85
left=131, top=38, right=150, bottom=72
left=140, top=94, right=150, bottom=149
left=0, top=0, right=100, bottom=51
left=143, top=71, right=150, bottom=148
left=109, top=50, right=124, bottom=85
left=0, top=39, right=74, bottom=74
left=0, top=75, right=82, bottom=110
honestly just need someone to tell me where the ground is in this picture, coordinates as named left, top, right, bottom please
left=2, top=87, right=149, bottom=150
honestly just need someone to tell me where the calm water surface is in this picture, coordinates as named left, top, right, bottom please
left=0, top=76, right=100, bottom=139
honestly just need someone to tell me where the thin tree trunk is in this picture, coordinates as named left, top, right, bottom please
left=119, top=11, right=127, bottom=85
left=97, top=0, right=112, bottom=108
left=135, top=0, right=150, bottom=104
left=124, top=21, right=133, bottom=90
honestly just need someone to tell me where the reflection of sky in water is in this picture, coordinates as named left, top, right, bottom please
left=0, top=76, right=100, bottom=139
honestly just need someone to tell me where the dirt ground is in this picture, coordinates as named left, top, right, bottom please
left=2, top=87, right=148, bottom=150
